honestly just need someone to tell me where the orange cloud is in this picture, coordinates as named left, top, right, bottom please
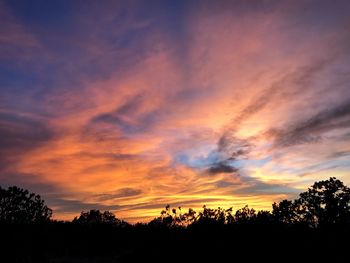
left=2, top=1, right=350, bottom=222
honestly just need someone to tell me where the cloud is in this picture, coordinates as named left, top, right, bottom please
left=329, top=151, right=350, bottom=159
left=0, top=1, right=41, bottom=61
left=0, top=172, right=58, bottom=195
left=0, top=112, right=53, bottom=171
left=234, top=178, right=298, bottom=196
left=2, top=0, right=350, bottom=222
left=267, top=99, right=350, bottom=148
left=0, top=112, right=52, bottom=148
left=298, top=165, right=340, bottom=178
left=89, top=94, right=169, bottom=135
left=94, top=188, right=143, bottom=202
left=49, top=198, right=121, bottom=214
left=217, top=55, right=340, bottom=152
left=207, top=162, right=238, bottom=175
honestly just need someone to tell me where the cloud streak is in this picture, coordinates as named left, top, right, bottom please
left=1, top=0, right=350, bottom=222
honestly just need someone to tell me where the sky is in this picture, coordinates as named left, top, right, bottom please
left=1, top=0, right=350, bottom=222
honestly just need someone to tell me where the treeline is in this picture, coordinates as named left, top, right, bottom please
left=1, top=177, right=350, bottom=228
left=1, top=177, right=350, bottom=263
left=149, top=177, right=350, bottom=228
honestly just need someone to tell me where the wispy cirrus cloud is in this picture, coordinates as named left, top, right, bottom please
left=1, top=0, right=350, bottom=222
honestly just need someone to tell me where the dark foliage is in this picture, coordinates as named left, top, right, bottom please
left=72, top=209, right=129, bottom=227
left=0, top=186, right=52, bottom=223
left=297, top=177, right=350, bottom=226
left=273, top=177, right=350, bottom=227
left=1, top=177, right=350, bottom=262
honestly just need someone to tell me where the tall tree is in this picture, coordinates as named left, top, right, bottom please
left=296, top=177, right=350, bottom=227
left=272, top=200, right=299, bottom=224
left=0, top=186, right=52, bottom=223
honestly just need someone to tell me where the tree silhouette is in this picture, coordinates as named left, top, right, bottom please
left=73, top=209, right=127, bottom=226
left=149, top=204, right=184, bottom=227
left=0, top=186, right=52, bottom=223
left=295, top=177, right=350, bottom=227
left=2, top=177, right=350, bottom=231
left=272, top=200, right=299, bottom=224
left=255, top=210, right=273, bottom=225
left=1, top=178, right=350, bottom=263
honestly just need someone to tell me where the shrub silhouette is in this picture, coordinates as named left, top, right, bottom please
left=0, top=186, right=52, bottom=223
left=73, top=209, right=128, bottom=226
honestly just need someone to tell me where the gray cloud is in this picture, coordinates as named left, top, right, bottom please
left=48, top=197, right=121, bottom=214
left=68, top=151, right=141, bottom=161
left=298, top=165, right=339, bottom=177
left=329, top=151, right=350, bottom=159
left=207, top=161, right=238, bottom=175
left=91, top=94, right=144, bottom=128
left=0, top=112, right=52, bottom=150
left=94, top=188, right=142, bottom=202
left=215, top=179, right=241, bottom=188
left=216, top=57, right=335, bottom=158
left=234, top=176, right=298, bottom=196
left=0, top=112, right=53, bottom=170
left=86, top=94, right=168, bottom=136
left=268, top=99, right=350, bottom=147
left=0, top=172, right=58, bottom=195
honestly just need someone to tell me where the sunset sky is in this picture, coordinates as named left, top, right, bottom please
left=1, top=0, right=350, bottom=222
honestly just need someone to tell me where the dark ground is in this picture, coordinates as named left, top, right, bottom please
left=1, top=222, right=349, bottom=263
